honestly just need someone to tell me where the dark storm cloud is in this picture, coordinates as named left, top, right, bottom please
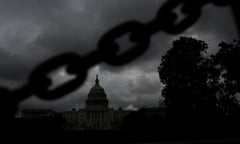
left=0, top=0, right=237, bottom=111
left=32, top=0, right=161, bottom=54
left=0, top=47, right=30, bottom=83
left=129, top=74, right=160, bottom=95
left=194, top=4, right=237, bottom=39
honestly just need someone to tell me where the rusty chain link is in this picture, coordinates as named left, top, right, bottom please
left=0, top=0, right=233, bottom=116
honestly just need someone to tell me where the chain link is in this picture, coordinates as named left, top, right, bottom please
left=98, top=21, right=150, bottom=65
left=157, top=0, right=202, bottom=34
left=0, top=0, right=231, bottom=116
left=28, top=53, right=87, bottom=100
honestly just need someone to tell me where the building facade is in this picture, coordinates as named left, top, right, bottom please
left=61, top=75, right=131, bottom=131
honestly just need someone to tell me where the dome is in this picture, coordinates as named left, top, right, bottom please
left=88, top=75, right=107, bottom=99
left=86, top=75, right=109, bottom=111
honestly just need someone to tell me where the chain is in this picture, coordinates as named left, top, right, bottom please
left=0, top=0, right=231, bottom=117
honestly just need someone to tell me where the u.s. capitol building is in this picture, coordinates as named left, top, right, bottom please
left=60, top=75, right=130, bottom=131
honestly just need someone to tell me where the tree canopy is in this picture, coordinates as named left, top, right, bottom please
left=159, top=37, right=240, bottom=118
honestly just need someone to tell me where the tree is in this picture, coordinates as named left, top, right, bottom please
left=159, top=37, right=240, bottom=119
left=158, top=37, right=240, bottom=137
left=159, top=37, right=219, bottom=117
left=213, top=40, right=240, bottom=116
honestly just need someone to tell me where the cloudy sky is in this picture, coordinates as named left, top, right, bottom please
left=0, top=0, right=238, bottom=112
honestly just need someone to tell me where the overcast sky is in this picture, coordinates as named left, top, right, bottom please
left=0, top=0, right=238, bottom=112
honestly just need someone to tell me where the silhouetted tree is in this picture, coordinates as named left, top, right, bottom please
left=213, top=40, right=240, bottom=117
left=159, top=37, right=240, bottom=120
left=159, top=37, right=220, bottom=119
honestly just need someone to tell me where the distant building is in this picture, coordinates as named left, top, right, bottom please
left=143, top=108, right=167, bottom=122
left=61, top=75, right=131, bottom=131
left=21, top=109, right=57, bottom=119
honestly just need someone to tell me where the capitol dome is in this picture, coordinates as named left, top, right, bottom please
left=86, top=75, right=109, bottom=111
left=88, top=76, right=107, bottom=99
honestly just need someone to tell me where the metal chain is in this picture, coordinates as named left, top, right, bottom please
left=0, top=0, right=231, bottom=117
